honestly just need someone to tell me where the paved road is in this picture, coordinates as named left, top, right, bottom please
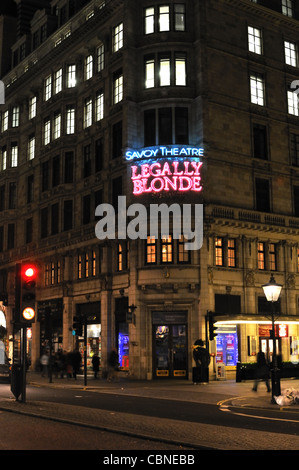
left=0, top=373, right=299, bottom=450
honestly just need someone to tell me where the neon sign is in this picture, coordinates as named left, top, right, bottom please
left=125, top=145, right=204, bottom=161
left=131, top=160, right=203, bottom=195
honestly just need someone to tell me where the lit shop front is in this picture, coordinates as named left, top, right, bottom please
left=212, top=320, right=299, bottom=375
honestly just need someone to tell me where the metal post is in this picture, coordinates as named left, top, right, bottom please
left=21, top=326, right=27, bottom=403
left=84, top=317, right=87, bottom=386
left=271, top=302, right=281, bottom=403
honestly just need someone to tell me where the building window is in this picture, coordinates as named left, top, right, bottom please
left=11, top=143, right=18, bottom=167
left=293, top=185, right=299, bottom=216
left=113, top=71, right=123, bottom=104
left=28, top=135, right=35, bottom=160
left=174, top=4, right=185, bottom=31
left=146, top=236, right=157, bottom=264
left=84, top=55, right=93, bottom=80
left=291, top=133, right=299, bottom=166
left=27, top=174, right=34, bottom=203
left=113, top=23, right=123, bottom=52
left=145, top=7, right=154, bottom=34
left=29, top=96, right=37, bottom=119
left=25, top=218, right=33, bottom=244
left=253, top=123, right=268, bottom=160
left=52, top=155, right=60, bottom=187
left=258, top=242, right=265, bottom=270
left=44, top=118, right=51, bottom=145
left=1, top=110, right=8, bottom=132
left=63, top=200, right=73, bottom=231
left=288, top=88, right=299, bottom=116
left=175, top=54, right=186, bottom=85
left=54, top=68, right=63, bottom=94
left=144, top=107, right=189, bottom=146
left=0, top=185, right=4, bottom=210
left=282, top=0, right=293, bottom=17
left=112, top=121, right=122, bottom=159
left=215, top=238, right=236, bottom=267
left=161, top=235, right=173, bottom=263
left=7, top=224, right=15, bottom=249
left=117, top=243, right=123, bottom=271
left=67, top=65, right=76, bottom=88
left=285, top=41, right=297, bottom=67
left=83, top=97, right=92, bottom=128
left=44, top=75, right=52, bottom=101
left=9, top=182, right=16, bottom=209
left=145, top=54, right=187, bottom=88
left=53, top=112, right=61, bottom=139
left=95, top=91, right=104, bottom=121
left=145, top=58, right=155, bottom=88
left=64, top=151, right=74, bottom=184
left=215, top=237, right=223, bottom=266
left=97, top=43, right=104, bottom=72
left=51, top=203, right=59, bottom=235
left=40, top=207, right=48, bottom=239
left=297, top=248, right=299, bottom=272
left=159, top=5, right=170, bottom=31
left=255, top=177, right=270, bottom=212
left=248, top=26, right=262, bottom=55
left=1, top=146, right=7, bottom=171
left=269, top=243, right=277, bottom=271
left=83, top=194, right=91, bottom=224
left=250, top=73, right=265, bottom=106
left=159, top=57, right=170, bottom=86
left=83, top=144, right=91, bottom=177
left=228, top=239, right=236, bottom=267
left=178, top=236, right=190, bottom=263
left=66, top=106, right=75, bottom=134
left=12, top=106, right=19, bottom=127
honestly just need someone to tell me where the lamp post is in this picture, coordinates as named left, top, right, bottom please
left=262, top=274, right=282, bottom=403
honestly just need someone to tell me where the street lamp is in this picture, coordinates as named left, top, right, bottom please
left=262, top=274, right=282, bottom=403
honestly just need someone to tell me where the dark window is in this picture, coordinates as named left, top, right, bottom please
left=83, top=194, right=91, bottom=225
left=144, top=109, right=156, bottom=146
left=159, top=108, right=172, bottom=144
left=27, top=174, right=34, bottom=203
left=41, top=207, right=48, bottom=238
left=7, top=224, right=14, bottom=249
left=255, top=178, right=270, bottom=212
left=26, top=218, right=33, bottom=243
left=0, top=185, right=5, bottom=211
left=112, top=121, right=122, bottom=159
left=291, top=133, right=299, bottom=166
left=112, top=176, right=122, bottom=209
left=9, top=182, right=16, bottom=209
left=215, top=294, right=241, bottom=315
left=83, top=144, right=91, bottom=177
left=258, top=296, right=281, bottom=314
left=0, top=226, right=3, bottom=252
left=95, top=138, right=103, bottom=172
left=63, top=200, right=73, bottom=231
left=95, top=189, right=102, bottom=208
left=253, top=124, right=268, bottom=160
left=64, top=151, right=74, bottom=183
left=52, top=155, right=60, bottom=187
left=294, top=186, right=299, bottom=216
left=42, top=161, right=49, bottom=191
left=51, top=203, right=59, bottom=235
left=175, top=107, right=188, bottom=144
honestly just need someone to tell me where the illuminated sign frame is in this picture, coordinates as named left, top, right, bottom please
left=125, top=145, right=204, bottom=161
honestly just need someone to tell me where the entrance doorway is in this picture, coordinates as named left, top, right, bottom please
left=153, top=324, right=187, bottom=378
left=260, top=337, right=281, bottom=364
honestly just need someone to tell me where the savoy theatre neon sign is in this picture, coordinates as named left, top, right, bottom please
left=125, top=146, right=204, bottom=196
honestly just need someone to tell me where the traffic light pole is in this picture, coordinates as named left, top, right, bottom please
left=21, top=326, right=27, bottom=403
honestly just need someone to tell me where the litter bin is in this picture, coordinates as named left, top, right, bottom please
left=11, top=364, right=23, bottom=400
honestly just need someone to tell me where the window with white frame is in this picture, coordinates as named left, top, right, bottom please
left=174, top=4, right=185, bottom=31
left=145, top=58, right=155, bottom=88
left=113, top=23, right=123, bottom=52
left=97, top=43, right=104, bottom=72
left=67, top=65, right=76, bottom=88
left=12, top=106, right=19, bottom=127
left=84, top=55, right=93, bottom=80
left=248, top=26, right=262, bottom=55
left=175, top=55, right=186, bottom=85
left=95, top=91, right=104, bottom=121
left=29, top=96, right=37, bottom=119
left=28, top=136, right=35, bottom=160
left=159, top=57, right=170, bottom=86
left=250, top=73, right=264, bottom=106
left=159, top=5, right=170, bottom=31
left=1, top=110, right=8, bottom=132
left=44, top=119, right=51, bottom=145
left=53, top=112, right=61, bottom=139
left=54, top=68, right=62, bottom=94
left=44, top=75, right=52, bottom=101
left=145, top=7, right=154, bottom=34
left=285, top=41, right=297, bottom=67
left=2, top=146, right=7, bottom=170
left=288, top=88, right=299, bottom=115
left=83, top=97, right=92, bottom=128
left=113, top=72, right=123, bottom=104
left=282, top=0, right=293, bottom=17
left=11, top=143, right=18, bottom=167
left=66, top=106, right=75, bottom=134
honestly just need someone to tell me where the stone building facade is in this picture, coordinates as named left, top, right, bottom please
left=0, top=0, right=298, bottom=380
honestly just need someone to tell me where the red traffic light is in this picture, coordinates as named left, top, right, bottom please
left=22, top=264, right=37, bottom=280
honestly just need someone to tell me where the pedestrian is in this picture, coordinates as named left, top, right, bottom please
left=40, top=352, right=49, bottom=377
left=71, top=349, right=82, bottom=380
left=193, top=339, right=210, bottom=383
left=92, top=353, right=100, bottom=379
left=252, top=350, right=271, bottom=392
left=107, top=348, right=119, bottom=381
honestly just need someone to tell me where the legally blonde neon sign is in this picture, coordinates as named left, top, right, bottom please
left=131, top=160, right=203, bottom=195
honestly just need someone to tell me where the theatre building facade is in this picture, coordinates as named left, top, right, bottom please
left=0, top=0, right=299, bottom=380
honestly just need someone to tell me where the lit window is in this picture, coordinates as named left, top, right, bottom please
left=28, top=136, right=35, bottom=160
left=285, top=41, right=297, bottom=67
left=269, top=243, right=277, bottom=271
left=159, top=58, right=170, bottom=86
left=54, top=68, right=62, bottom=94
left=288, top=89, right=299, bottom=116
left=53, top=112, right=61, bottom=139
left=84, top=55, right=93, bottom=80
left=146, top=236, right=156, bottom=264
left=67, top=65, right=76, bottom=88
left=12, top=106, right=19, bottom=127
left=248, top=26, right=262, bottom=55
left=2, top=147, right=7, bottom=170
left=159, top=6, right=170, bottom=31
left=282, top=0, right=293, bottom=17
left=83, top=97, right=92, bottom=128
left=250, top=73, right=264, bottom=106
left=113, top=72, right=123, bottom=104
left=145, top=7, right=154, bottom=34
left=118, top=243, right=123, bottom=271
left=85, top=253, right=89, bottom=277
left=11, top=143, right=18, bottom=167
left=29, top=97, right=36, bottom=119
left=175, top=55, right=186, bottom=86
left=215, top=238, right=223, bottom=266
left=92, top=250, right=96, bottom=276
left=78, top=254, right=82, bottom=279
left=44, top=119, right=51, bottom=145
left=258, top=242, right=265, bottom=270
left=44, top=75, right=52, bottom=101
left=178, top=236, right=190, bottom=263
left=228, top=239, right=236, bottom=267
left=95, top=91, right=104, bottom=121
left=97, top=44, right=104, bottom=72
left=145, top=58, right=155, bottom=88
left=66, top=106, right=75, bottom=134
left=1, top=110, right=8, bottom=132
left=161, top=235, right=173, bottom=263
left=174, top=4, right=185, bottom=31
left=113, top=23, right=123, bottom=52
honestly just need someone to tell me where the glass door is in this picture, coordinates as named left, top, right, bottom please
left=153, top=324, right=187, bottom=378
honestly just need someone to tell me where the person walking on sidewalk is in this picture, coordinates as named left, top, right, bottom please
left=252, top=350, right=271, bottom=392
